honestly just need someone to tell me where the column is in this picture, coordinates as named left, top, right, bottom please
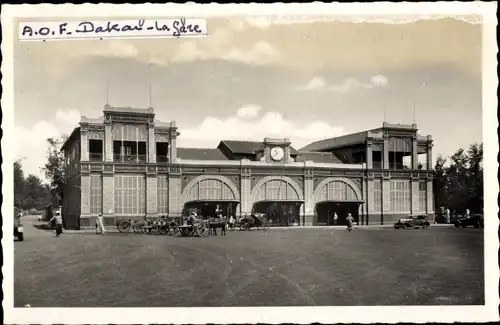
left=102, top=172, right=114, bottom=217
left=148, top=126, right=156, bottom=163
left=427, top=137, right=433, bottom=170
left=412, top=138, right=418, bottom=169
left=367, top=178, right=375, bottom=215
left=240, top=161, right=252, bottom=217
left=169, top=121, right=179, bottom=162
left=383, top=138, right=389, bottom=169
left=366, top=140, right=373, bottom=169
left=411, top=179, right=419, bottom=213
left=168, top=166, right=182, bottom=218
left=304, top=175, right=314, bottom=226
left=427, top=178, right=434, bottom=221
left=146, top=174, right=157, bottom=216
left=382, top=177, right=391, bottom=224
left=80, top=174, right=91, bottom=217
left=80, top=130, right=89, bottom=161
left=104, top=123, right=113, bottom=162
left=362, top=176, right=368, bottom=225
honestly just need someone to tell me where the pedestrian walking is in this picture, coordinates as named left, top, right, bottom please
left=48, top=210, right=64, bottom=237
left=96, top=213, right=106, bottom=235
left=346, top=213, right=354, bottom=232
left=445, top=208, right=451, bottom=224
left=333, top=212, right=339, bottom=225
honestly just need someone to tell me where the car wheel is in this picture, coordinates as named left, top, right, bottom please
left=454, top=223, right=460, bottom=228
left=18, top=233, right=24, bottom=241
left=461, top=224, right=467, bottom=228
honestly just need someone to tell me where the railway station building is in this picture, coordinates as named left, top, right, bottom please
left=61, top=105, right=435, bottom=229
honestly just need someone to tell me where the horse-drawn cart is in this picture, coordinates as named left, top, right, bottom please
left=177, top=219, right=209, bottom=237
left=239, top=213, right=270, bottom=231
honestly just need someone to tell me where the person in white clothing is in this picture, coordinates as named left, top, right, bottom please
left=96, top=213, right=106, bottom=234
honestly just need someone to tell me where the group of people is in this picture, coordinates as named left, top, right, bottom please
left=48, top=212, right=105, bottom=236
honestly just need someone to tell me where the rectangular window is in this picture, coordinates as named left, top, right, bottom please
left=157, top=175, right=169, bottom=214
left=114, top=175, right=146, bottom=215
left=90, top=174, right=102, bottom=215
left=89, top=140, right=103, bottom=161
left=419, top=181, right=427, bottom=212
left=390, top=180, right=411, bottom=212
left=373, top=180, right=382, bottom=213
left=156, top=142, right=169, bottom=162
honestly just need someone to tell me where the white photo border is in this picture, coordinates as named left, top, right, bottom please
left=1, top=2, right=498, bottom=324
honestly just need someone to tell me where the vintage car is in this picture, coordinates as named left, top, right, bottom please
left=454, top=214, right=484, bottom=228
left=14, top=209, right=24, bottom=241
left=394, top=214, right=431, bottom=229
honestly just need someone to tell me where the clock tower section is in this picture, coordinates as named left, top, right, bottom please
left=261, top=137, right=295, bottom=163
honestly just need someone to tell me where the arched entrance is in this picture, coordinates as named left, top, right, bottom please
left=251, top=176, right=304, bottom=226
left=313, top=178, right=364, bottom=226
left=181, top=176, right=240, bottom=218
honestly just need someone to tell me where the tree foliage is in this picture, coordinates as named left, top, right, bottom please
left=42, top=135, right=68, bottom=203
left=433, top=143, right=483, bottom=213
left=14, top=159, right=53, bottom=211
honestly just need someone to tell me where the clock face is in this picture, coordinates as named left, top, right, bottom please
left=270, top=146, right=284, bottom=161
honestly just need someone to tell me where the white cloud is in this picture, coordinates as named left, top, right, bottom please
left=236, top=104, right=262, bottom=119
left=298, top=75, right=389, bottom=93
left=15, top=109, right=81, bottom=180
left=297, top=77, right=327, bottom=90
left=178, top=106, right=344, bottom=150
left=171, top=40, right=279, bottom=66
left=223, top=41, right=279, bottom=65
left=370, top=74, right=389, bottom=87
left=92, top=41, right=139, bottom=58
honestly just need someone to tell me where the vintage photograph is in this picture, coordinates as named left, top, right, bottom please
left=2, top=2, right=498, bottom=324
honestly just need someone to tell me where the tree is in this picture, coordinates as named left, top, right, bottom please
left=14, top=160, right=53, bottom=211
left=433, top=143, right=483, bottom=214
left=42, top=135, right=68, bottom=204
left=14, top=160, right=25, bottom=208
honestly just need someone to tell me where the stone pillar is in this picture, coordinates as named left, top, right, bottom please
left=362, top=176, right=368, bottom=225
left=80, top=129, right=89, bottom=161
left=148, top=126, right=156, bottom=163
left=366, top=140, right=373, bottom=169
left=367, top=177, right=375, bottom=215
left=427, top=137, right=433, bottom=170
left=382, top=174, right=391, bottom=224
left=104, top=123, right=113, bottom=162
left=169, top=121, right=179, bottom=162
left=383, top=138, right=389, bottom=169
left=146, top=174, right=157, bottom=216
left=240, top=162, right=252, bottom=217
left=304, top=167, right=314, bottom=226
left=427, top=178, right=434, bottom=221
left=80, top=174, right=91, bottom=217
left=411, top=178, right=419, bottom=213
left=102, top=171, right=114, bottom=218
left=168, top=165, right=182, bottom=217
left=412, top=137, right=418, bottom=170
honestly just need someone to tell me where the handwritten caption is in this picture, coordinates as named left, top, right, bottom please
left=19, top=18, right=207, bottom=41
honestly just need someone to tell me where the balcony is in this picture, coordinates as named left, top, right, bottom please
left=156, top=155, right=169, bottom=163
left=89, top=153, right=103, bottom=162
left=113, top=154, right=147, bottom=163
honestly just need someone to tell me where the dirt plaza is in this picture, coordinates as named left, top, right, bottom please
left=15, top=217, right=484, bottom=307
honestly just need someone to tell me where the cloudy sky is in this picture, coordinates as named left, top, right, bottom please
left=14, top=16, right=482, bottom=179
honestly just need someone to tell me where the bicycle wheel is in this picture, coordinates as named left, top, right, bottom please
left=117, top=221, right=130, bottom=233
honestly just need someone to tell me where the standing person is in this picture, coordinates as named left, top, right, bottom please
left=333, top=212, right=339, bottom=226
left=445, top=208, right=451, bottom=224
left=48, top=210, right=64, bottom=237
left=346, top=213, right=354, bottom=232
left=96, top=213, right=106, bottom=235
left=465, top=208, right=471, bottom=218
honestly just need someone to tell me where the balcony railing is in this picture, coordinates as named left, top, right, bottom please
left=89, top=153, right=103, bottom=161
left=113, top=154, right=147, bottom=163
left=156, top=155, right=169, bottom=163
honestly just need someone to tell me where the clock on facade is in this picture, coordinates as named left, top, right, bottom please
left=270, top=146, right=285, bottom=161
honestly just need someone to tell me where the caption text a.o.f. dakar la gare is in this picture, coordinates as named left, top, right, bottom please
left=18, top=18, right=208, bottom=41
